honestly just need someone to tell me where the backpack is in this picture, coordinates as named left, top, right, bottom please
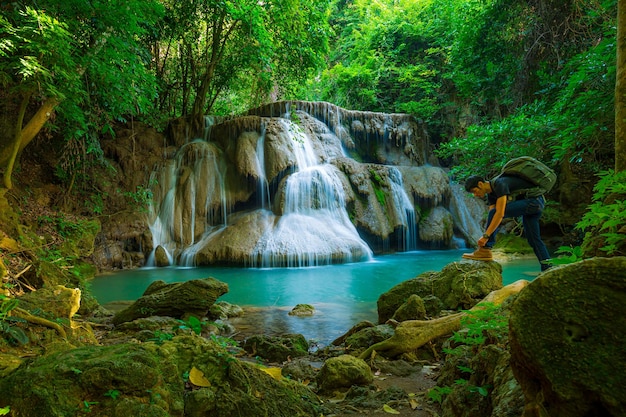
left=493, top=156, right=557, bottom=198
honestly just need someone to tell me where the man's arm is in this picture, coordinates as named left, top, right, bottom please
left=478, top=196, right=507, bottom=247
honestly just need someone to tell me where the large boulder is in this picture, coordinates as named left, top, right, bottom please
left=112, top=278, right=228, bottom=325
left=509, top=257, right=626, bottom=417
left=377, top=261, right=503, bottom=323
left=0, top=335, right=322, bottom=417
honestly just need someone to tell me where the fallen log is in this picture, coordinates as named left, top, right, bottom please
left=359, top=280, right=530, bottom=360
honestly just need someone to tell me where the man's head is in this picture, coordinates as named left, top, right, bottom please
left=464, top=175, right=491, bottom=198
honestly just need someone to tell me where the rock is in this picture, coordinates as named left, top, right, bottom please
left=0, top=335, right=322, bottom=417
left=316, top=354, right=373, bottom=393
left=377, top=261, right=503, bottom=323
left=418, top=206, right=454, bottom=247
left=281, top=358, right=319, bottom=382
left=391, top=294, right=427, bottom=322
left=344, top=324, right=395, bottom=351
left=154, top=245, right=170, bottom=267
left=112, top=277, right=228, bottom=325
left=242, top=333, right=309, bottom=363
left=289, top=304, right=315, bottom=316
left=17, top=285, right=81, bottom=320
left=509, top=257, right=626, bottom=417
left=439, top=345, right=524, bottom=417
left=209, top=301, right=244, bottom=320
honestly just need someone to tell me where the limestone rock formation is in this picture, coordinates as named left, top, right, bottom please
left=112, top=277, right=229, bottom=325
left=509, top=257, right=626, bottom=417
left=94, top=101, right=484, bottom=268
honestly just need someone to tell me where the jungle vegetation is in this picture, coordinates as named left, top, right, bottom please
left=1, top=0, right=625, bottom=255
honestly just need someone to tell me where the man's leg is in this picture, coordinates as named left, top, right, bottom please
left=522, top=212, right=551, bottom=270
left=509, top=197, right=551, bottom=270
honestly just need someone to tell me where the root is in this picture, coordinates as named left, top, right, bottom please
left=12, top=307, right=67, bottom=339
left=359, top=280, right=529, bottom=360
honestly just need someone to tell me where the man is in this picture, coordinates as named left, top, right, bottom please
left=463, top=175, right=551, bottom=271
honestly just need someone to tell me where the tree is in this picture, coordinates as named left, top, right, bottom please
left=617, top=0, right=626, bottom=172
left=0, top=0, right=163, bottom=189
left=153, top=0, right=330, bottom=121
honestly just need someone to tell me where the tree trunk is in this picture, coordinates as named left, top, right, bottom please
left=358, top=280, right=530, bottom=360
left=0, top=95, right=59, bottom=189
left=3, top=92, right=31, bottom=189
left=616, top=0, right=626, bottom=172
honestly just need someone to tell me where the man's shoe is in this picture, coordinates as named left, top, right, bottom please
left=462, top=247, right=493, bottom=261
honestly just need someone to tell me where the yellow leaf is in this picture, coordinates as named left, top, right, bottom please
left=260, top=367, right=283, bottom=380
left=409, top=398, right=419, bottom=410
left=189, top=366, right=211, bottom=387
left=383, top=404, right=400, bottom=414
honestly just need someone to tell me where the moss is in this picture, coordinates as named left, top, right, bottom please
left=59, top=219, right=101, bottom=258
left=493, top=233, right=533, bottom=254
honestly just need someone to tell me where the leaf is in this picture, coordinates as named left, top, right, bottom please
left=260, top=367, right=283, bottom=381
left=189, top=366, right=211, bottom=387
left=409, top=398, right=419, bottom=409
left=383, top=404, right=400, bottom=414
left=0, top=406, right=9, bottom=416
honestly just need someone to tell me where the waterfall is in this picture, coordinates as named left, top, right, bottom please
left=146, top=140, right=227, bottom=267
left=139, top=101, right=478, bottom=268
left=256, top=123, right=271, bottom=209
left=388, top=168, right=417, bottom=251
left=448, top=182, right=484, bottom=247
left=252, top=120, right=372, bottom=267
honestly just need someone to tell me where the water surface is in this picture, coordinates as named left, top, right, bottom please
left=91, top=250, right=537, bottom=345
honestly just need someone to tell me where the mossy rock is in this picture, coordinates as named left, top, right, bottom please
left=377, top=261, right=503, bottom=323
left=316, top=354, right=373, bottom=393
left=242, top=333, right=309, bottom=363
left=345, top=324, right=395, bottom=351
left=509, top=257, right=626, bottom=417
left=0, top=335, right=322, bottom=417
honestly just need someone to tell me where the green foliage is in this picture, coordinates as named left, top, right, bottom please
left=427, top=385, right=452, bottom=404
left=177, top=316, right=203, bottom=335
left=149, top=330, right=174, bottom=344
left=0, top=406, right=9, bottom=415
left=369, top=169, right=386, bottom=206
left=1, top=0, right=163, bottom=187
left=155, top=0, right=330, bottom=117
left=447, top=302, right=509, bottom=350
left=309, top=0, right=444, bottom=120
left=577, top=170, right=626, bottom=256
left=433, top=303, right=507, bottom=401
left=435, top=101, right=556, bottom=180
left=0, top=295, right=29, bottom=345
left=122, top=186, right=153, bottom=214
left=82, top=400, right=98, bottom=413
left=104, top=389, right=121, bottom=400
left=548, top=246, right=585, bottom=265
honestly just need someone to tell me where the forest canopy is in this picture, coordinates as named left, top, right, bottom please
left=0, top=0, right=620, bottom=186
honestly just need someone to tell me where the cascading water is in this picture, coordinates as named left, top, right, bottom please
left=146, top=140, right=228, bottom=267
left=251, top=120, right=373, bottom=267
left=140, top=101, right=482, bottom=268
left=388, top=168, right=417, bottom=251
left=255, top=123, right=271, bottom=209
